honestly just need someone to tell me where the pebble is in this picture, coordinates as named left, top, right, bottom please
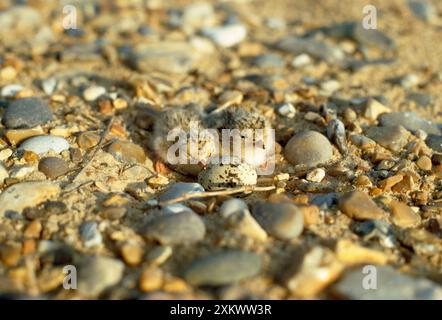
left=146, top=246, right=173, bottom=266
left=408, top=0, right=437, bottom=22
left=143, top=210, right=206, bottom=245
left=333, top=265, right=442, bottom=299
left=0, top=164, right=8, bottom=184
left=320, top=80, right=340, bottom=94
left=107, top=140, right=146, bottom=164
left=284, top=130, right=333, bottom=167
left=252, top=202, right=304, bottom=240
left=139, top=266, right=163, bottom=292
left=365, top=125, right=410, bottom=152
left=254, top=54, right=285, bottom=68
left=0, top=148, right=13, bottom=161
left=338, top=191, right=385, bottom=220
left=77, top=255, right=124, bottom=296
left=99, top=207, right=126, bottom=220
left=5, top=126, right=44, bottom=145
left=335, top=239, right=388, bottom=266
left=10, top=165, right=34, bottom=179
left=389, top=200, right=421, bottom=228
left=277, top=36, right=345, bottom=63
left=416, top=155, right=432, bottom=171
left=182, top=250, right=262, bottom=286
left=158, top=182, right=205, bottom=202
left=0, top=181, right=60, bottom=216
left=19, top=135, right=70, bottom=155
left=407, top=92, right=432, bottom=107
left=291, top=54, right=312, bottom=67
left=2, top=98, right=53, bottom=129
left=379, top=112, right=440, bottom=135
left=120, top=244, right=143, bottom=266
left=128, top=42, right=199, bottom=74
left=306, top=168, right=326, bottom=183
left=198, top=160, right=257, bottom=191
left=425, top=134, right=442, bottom=152
left=38, top=157, right=69, bottom=179
left=181, top=2, right=216, bottom=32
left=349, top=134, right=376, bottom=149
left=41, top=78, right=57, bottom=95
left=352, top=23, right=395, bottom=51
left=79, top=221, right=103, bottom=247
left=201, top=24, right=247, bottom=47
left=1, top=84, right=24, bottom=97
left=220, top=199, right=267, bottom=241
left=83, top=86, right=106, bottom=101
left=77, top=131, right=100, bottom=149
left=364, top=98, right=390, bottom=120
left=277, top=102, right=296, bottom=118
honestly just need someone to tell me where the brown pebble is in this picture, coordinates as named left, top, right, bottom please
left=339, top=191, right=385, bottom=220
left=38, top=157, right=69, bottom=179
left=0, top=243, right=22, bottom=267
left=379, top=175, right=403, bottom=191
left=416, top=155, right=432, bottom=171
left=5, top=126, right=44, bottom=145
left=139, top=266, right=163, bottom=292
left=24, top=220, right=42, bottom=238
left=107, top=140, right=146, bottom=164
left=389, top=200, right=421, bottom=228
left=120, top=244, right=143, bottom=266
left=355, top=175, right=372, bottom=187
left=77, top=131, right=100, bottom=149
left=22, top=239, right=36, bottom=255
left=298, top=204, right=321, bottom=225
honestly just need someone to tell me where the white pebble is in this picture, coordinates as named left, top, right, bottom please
left=10, top=165, right=35, bottom=179
left=306, top=168, right=326, bottom=183
left=202, top=24, right=247, bottom=48
left=83, top=86, right=106, bottom=101
left=1, top=84, right=24, bottom=97
left=0, top=164, right=8, bottom=184
left=41, top=78, right=57, bottom=95
left=277, top=102, right=296, bottom=118
left=320, top=80, right=341, bottom=93
left=292, top=54, right=311, bottom=68
left=19, top=135, right=70, bottom=155
left=0, top=148, right=13, bottom=161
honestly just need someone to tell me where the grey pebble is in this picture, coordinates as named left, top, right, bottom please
left=38, top=157, right=69, bottom=179
left=379, top=112, right=440, bottom=135
left=425, top=134, right=442, bottom=152
left=143, top=210, right=205, bottom=245
left=77, top=255, right=124, bottom=296
left=408, top=0, right=437, bottom=22
left=284, top=130, right=333, bottom=167
left=2, top=97, right=53, bottom=129
left=406, top=92, right=432, bottom=107
left=365, top=125, right=410, bottom=152
left=252, top=202, right=304, bottom=240
left=183, top=250, right=262, bottom=286
left=158, top=182, right=204, bottom=202
left=79, top=221, right=103, bottom=247
left=333, top=265, right=442, bottom=299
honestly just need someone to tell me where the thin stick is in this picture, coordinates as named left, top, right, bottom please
left=158, top=185, right=276, bottom=206
left=71, top=116, right=114, bottom=183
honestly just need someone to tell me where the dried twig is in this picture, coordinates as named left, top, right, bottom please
left=71, top=116, right=114, bottom=183
left=158, top=185, right=276, bottom=206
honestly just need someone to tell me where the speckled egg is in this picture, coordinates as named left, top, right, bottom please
left=198, top=159, right=257, bottom=190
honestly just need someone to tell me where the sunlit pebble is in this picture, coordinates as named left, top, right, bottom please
left=83, top=86, right=106, bottom=101
left=306, top=168, right=326, bottom=183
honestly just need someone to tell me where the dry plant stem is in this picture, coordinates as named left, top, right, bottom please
left=71, top=116, right=114, bottom=183
left=158, top=185, right=276, bottom=206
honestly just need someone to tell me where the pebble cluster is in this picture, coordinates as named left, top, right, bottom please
left=0, top=0, right=442, bottom=300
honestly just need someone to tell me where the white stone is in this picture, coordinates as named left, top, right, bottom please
left=277, top=102, right=296, bottom=118
left=202, top=24, right=247, bottom=47
left=19, top=135, right=70, bottom=155
left=1, top=84, right=24, bottom=97
left=364, top=98, right=390, bottom=121
left=41, top=78, right=57, bottom=95
left=83, top=86, right=106, bottom=101
left=306, top=168, right=326, bottom=183
left=0, top=164, right=8, bottom=184
left=292, top=54, right=312, bottom=67
left=0, top=148, right=13, bottom=161
left=320, top=80, right=341, bottom=93
left=10, top=165, right=35, bottom=179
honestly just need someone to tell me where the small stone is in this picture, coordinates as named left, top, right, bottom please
left=158, top=182, right=205, bottom=202
left=24, top=220, right=42, bottom=239
left=297, top=205, right=321, bottom=225
left=425, top=134, right=442, bottom=152
left=5, top=126, right=44, bottom=145
left=19, top=135, right=69, bottom=155
left=379, top=112, right=440, bottom=135
left=254, top=54, right=285, bottom=68
left=0, top=243, right=22, bottom=267
left=365, top=125, right=410, bottom=152
left=146, top=246, right=173, bottom=266
left=107, top=140, right=146, bottom=164
left=79, top=221, right=103, bottom=248
left=139, top=266, right=163, bottom=292
left=408, top=0, right=437, bottom=22
left=77, top=255, right=124, bottom=296
left=350, top=134, right=376, bottom=149
left=83, top=86, right=106, bottom=101
left=0, top=148, right=13, bottom=161
left=99, top=207, right=126, bottom=220
left=355, top=175, right=373, bottom=187
left=333, top=265, right=442, bottom=300
left=407, top=92, right=432, bottom=107
left=202, top=24, right=247, bottom=47
left=284, top=130, right=333, bottom=167
left=0, top=181, right=60, bottom=216
left=291, top=54, right=312, bottom=67
left=306, top=168, right=326, bottom=183
left=335, top=239, right=388, bottom=266
left=198, top=160, right=257, bottom=191
left=1, top=84, right=24, bottom=97
left=338, top=191, right=385, bottom=220
left=38, top=157, right=69, bottom=179
left=364, top=98, right=390, bottom=121
left=389, top=200, right=421, bottom=228
left=379, top=175, right=403, bottom=191
left=416, top=155, right=432, bottom=171
left=10, top=165, right=34, bottom=179
left=277, top=102, right=296, bottom=118
left=143, top=210, right=206, bottom=245
left=0, top=164, right=9, bottom=184
left=220, top=199, right=267, bottom=241
left=2, top=98, right=52, bottom=129
left=183, top=250, right=262, bottom=286
left=77, top=131, right=100, bottom=149
left=41, top=78, right=57, bottom=95
left=252, top=202, right=304, bottom=240
left=120, top=244, right=143, bottom=266
left=320, top=80, right=340, bottom=94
